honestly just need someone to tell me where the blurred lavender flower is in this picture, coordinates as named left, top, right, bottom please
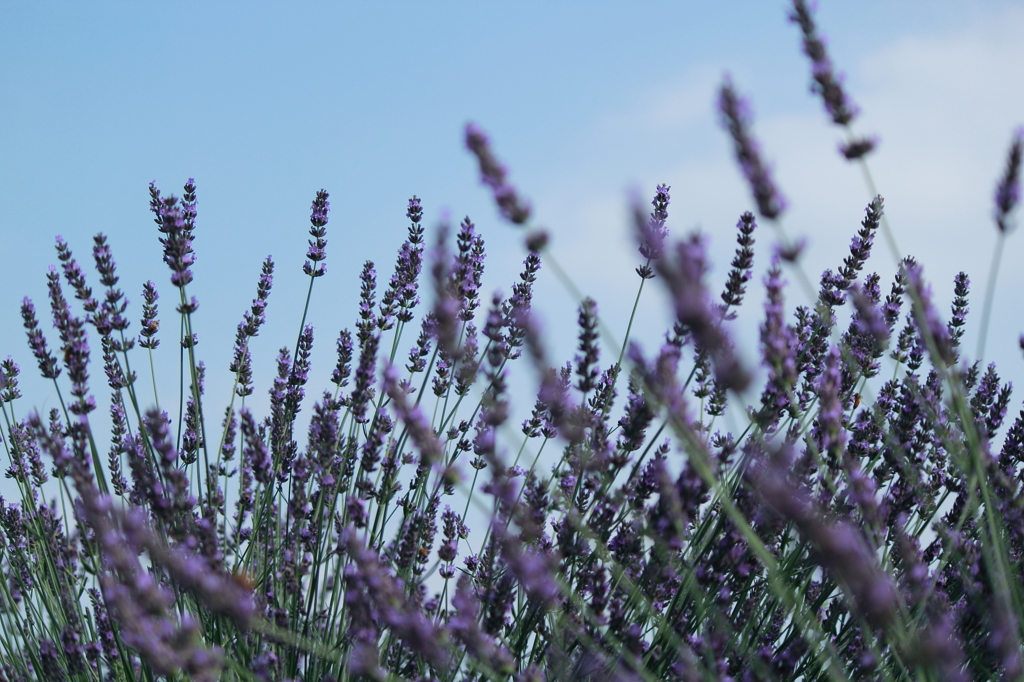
left=129, top=513, right=257, bottom=631
left=430, top=221, right=463, bottom=367
left=789, top=0, right=859, bottom=127
left=718, top=78, right=787, bottom=220
left=748, top=446, right=898, bottom=629
left=656, top=233, right=750, bottom=391
left=342, top=530, right=451, bottom=671
left=758, top=261, right=798, bottom=427
left=994, top=127, right=1022, bottom=233
left=905, top=262, right=956, bottom=367
left=465, top=123, right=532, bottom=224
left=635, top=184, right=671, bottom=279
left=845, top=278, right=889, bottom=377
left=840, top=136, right=878, bottom=160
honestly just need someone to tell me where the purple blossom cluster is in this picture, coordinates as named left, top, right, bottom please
left=718, top=78, right=787, bottom=220
left=465, top=123, right=532, bottom=225
left=787, top=0, right=877, bottom=160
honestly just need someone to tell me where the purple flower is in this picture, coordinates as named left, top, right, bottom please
left=240, top=408, right=272, bottom=485
left=574, top=298, right=600, bottom=395
left=289, top=324, right=314, bottom=388
left=149, top=181, right=197, bottom=289
left=21, top=297, right=60, bottom=379
left=138, top=280, right=161, bottom=349
left=349, top=332, right=379, bottom=425
left=88, top=588, right=119, bottom=668
left=46, top=266, right=93, bottom=414
left=881, top=265, right=907, bottom=332
left=789, top=0, right=860, bottom=127
left=138, top=524, right=258, bottom=631
left=107, top=394, right=130, bottom=496
left=718, top=78, right=787, bottom=220
left=910, top=611, right=969, bottom=682
left=355, top=260, right=377, bottom=344
left=635, top=183, right=671, bottom=278
left=465, top=122, right=532, bottom=224
left=380, top=197, right=426, bottom=327
left=449, top=574, right=513, bottom=670
left=819, top=197, right=883, bottom=307
left=758, top=261, right=798, bottom=427
left=55, top=236, right=97, bottom=313
left=342, top=530, right=451, bottom=671
left=303, top=189, right=330, bottom=276
left=904, top=262, right=955, bottom=367
left=748, top=447, right=898, bottom=629
left=454, top=321, right=480, bottom=396
left=383, top=365, right=446, bottom=469
left=357, top=406, right=393, bottom=475
left=840, top=136, right=878, bottom=160
left=617, top=376, right=655, bottom=455
left=451, top=216, right=486, bottom=321
left=812, top=346, right=846, bottom=465
left=331, top=328, right=354, bottom=388
left=655, top=233, right=750, bottom=391
left=0, top=358, right=21, bottom=405
left=502, top=251, right=542, bottom=360
left=428, top=222, right=463, bottom=370
left=720, top=211, right=758, bottom=316
left=947, top=271, right=970, bottom=353
left=92, top=233, right=130, bottom=336
left=844, top=277, right=889, bottom=377
left=994, top=127, right=1022, bottom=233
left=839, top=197, right=882, bottom=288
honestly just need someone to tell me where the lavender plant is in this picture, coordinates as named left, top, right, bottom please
left=2, top=3, right=1024, bottom=681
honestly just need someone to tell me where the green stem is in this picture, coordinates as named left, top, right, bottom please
left=977, top=230, right=1006, bottom=361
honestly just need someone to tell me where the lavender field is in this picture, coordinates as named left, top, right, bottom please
left=1, top=2, right=1023, bottom=680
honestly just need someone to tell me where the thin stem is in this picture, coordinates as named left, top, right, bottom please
left=977, top=230, right=1006, bottom=361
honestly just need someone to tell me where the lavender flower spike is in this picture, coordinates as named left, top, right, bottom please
left=789, top=0, right=859, bottom=127
left=634, top=184, right=671, bottom=280
left=718, top=78, right=787, bottom=220
left=994, top=127, right=1022, bottom=233
left=304, top=189, right=330, bottom=277
left=656, top=233, right=750, bottom=391
left=21, top=298, right=61, bottom=379
left=149, top=182, right=197, bottom=289
left=465, top=122, right=532, bottom=224
left=905, top=262, right=955, bottom=367
left=639, top=184, right=670, bottom=260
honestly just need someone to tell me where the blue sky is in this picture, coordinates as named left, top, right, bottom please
left=1, top=2, right=1023, bottom=462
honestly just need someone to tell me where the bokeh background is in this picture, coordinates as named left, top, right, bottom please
left=2, top=2, right=1023, bottom=485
